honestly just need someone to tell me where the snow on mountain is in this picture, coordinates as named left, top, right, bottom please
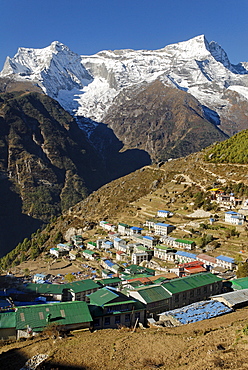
left=1, top=35, right=248, bottom=125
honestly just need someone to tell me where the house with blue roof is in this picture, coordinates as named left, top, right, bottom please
left=225, top=211, right=245, bottom=225
left=113, top=237, right=126, bottom=251
left=216, top=255, right=236, bottom=270
left=175, top=251, right=197, bottom=264
left=157, top=210, right=173, bottom=218
left=130, top=226, right=143, bottom=235
left=154, top=223, right=175, bottom=236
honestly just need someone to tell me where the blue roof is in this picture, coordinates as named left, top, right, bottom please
left=114, top=237, right=122, bottom=242
left=105, top=241, right=113, bottom=245
left=155, top=223, right=173, bottom=227
left=34, top=274, right=46, bottom=278
left=104, top=260, right=115, bottom=267
left=158, top=210, right=170, bottom=213
left=175, top=251, right=197, bottom=259
left=130, top=227, right=143, bottom=231
left=143, top=235, right=154, bottom=241
left=216, top=255, right=235, bottom=263
left=225, top=211, right=238, bottom=215
left=161, top=300, right=232, bottom=325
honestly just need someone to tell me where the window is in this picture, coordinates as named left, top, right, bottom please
left=115, top=315, right=121, bottom=324
left=104, top=317, right=110, bottom=326
left=175, top=294, right=179, bottom=302
left=94, top=318, right=100, bottom=327
left=125, top=314, right=130, bottom=322
left=135, top=312, right=140, bottom=319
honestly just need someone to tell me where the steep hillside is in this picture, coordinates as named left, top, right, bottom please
left=205, top=129, right=248, bottom=163
left=0, top=91, right=151, bottom=256
left=104, top=80, right=228, bottom=161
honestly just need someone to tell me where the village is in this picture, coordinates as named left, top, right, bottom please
left=1, top=187, right=248, bottom=341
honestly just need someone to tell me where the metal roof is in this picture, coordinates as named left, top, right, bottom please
left=16, top=301, right=92, bottom=330
left=216, top=255, right=235, bottom=263
left=67, top=279, right=100, bottom=293
left=88, top=288, right=119, bottom=306
left=212, top=289, right=248, bottom=307
left=231, top=277, right=248, bottom=290
left=155, top=223, right=173, bottom=227
left=0, top=311, right=16, bottom=328
left=162, top=273, right=221, bottom=294
left=133, top=285, right=171, bottom=303
left=175, top=251, right=197, bottom=259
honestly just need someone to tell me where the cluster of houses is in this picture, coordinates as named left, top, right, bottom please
left=2, top=267, right=248, bottom=340
left=1, top=205, right=247, bottom=341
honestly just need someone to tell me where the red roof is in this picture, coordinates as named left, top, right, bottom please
left=184, top=266, right=207, bottom=274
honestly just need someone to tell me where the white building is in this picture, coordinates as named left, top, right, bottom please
left=157, top=210, right=173, bottom=218
left=131, top=252, right=149, bottom=265
left=216, top=255, right=236, bottom=270
left=225, top=211, right=245, bottom=226
left=154, top=223, right=175, bottom=236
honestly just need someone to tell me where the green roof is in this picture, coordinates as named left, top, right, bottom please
left=16, top=301, right=92, bottom=331
left=174, top=239, right=195, bottom=245
left=67, top=279, right=100, bottom=293
left=98, top=277, right=121, bottom=285
left=135, top=245, right=148, bottom=252
left=88, top=241, right=96, bottom=246
left=23, top=283, right=65, bottom=295
left=162, top=273, right=221, bottom=294
left=88, top=288, right=119, bottom=306
left=134, top=285, right=171, bottom=303
left=231, top=277, right=248, bottom=290
left=0, top=311, right=16, bottom=328
left=155, top=245, right=173, bottom=251
left=118, top=223, right=129, bottom=227
left=83, top=249, right=95, bottom=255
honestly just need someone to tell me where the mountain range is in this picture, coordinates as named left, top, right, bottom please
left=1, top=35, right=248, bottom=159
left=1, top=34, right=248, bottom=255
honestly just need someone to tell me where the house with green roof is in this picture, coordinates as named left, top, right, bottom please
left=162, top=273, right=222, bottom=309
left=0, top=311, right=16, bottom=340
left=173, top=238, right=196, bottom=250
left=88, top=287, right=145, bottom=329
left=154, top=245, right=176, bottom=261
left=231, top=277, right=248, bottom=290
left=128, top=285, right=171, bottom=315
left=15, top=301, right=92, bottom=339
left=65, top=279, right=100, bottom=302
left=82, top=249, right=98, bottom=260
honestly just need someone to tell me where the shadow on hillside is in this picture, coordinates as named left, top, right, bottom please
left=83, top=119, right=151, bottom=183
left=0, top=176, right=42, bottom=257
left=0, top=347, right=92, bottom=370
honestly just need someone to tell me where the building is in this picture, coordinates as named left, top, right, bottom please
left=88, top=287, right=145, bottom=329
left=131, top=252, right=149, bottom=265
left=153, top=245, right=175, bottom=261
left=113, top=237, right=126, bottom=250
left=69, top=250, right=79, bottom=260
left=162, top=273, right=222, bottom=309
left=173, top=238, right=195, bottom=250
left=225, top=211, right=246, bottom=225
left=216, top=255, right=236, bottom=270
left=0, top=311, right=16, bottom=340
left=128, top=285, right=171, bottom=316
left=157, top=210, right=173, bottom=218
left=33, top=274, right=47, bottom=284
left=82, top=249, right=97, bottom=261
left=175, top=251, right=197, bottom=264
left=131, top=235, right=156, bottom=249
left=65, top=280, right=100, bottom=302
left=118, top=223, right=130, bottom=235
left=15, top=301, right=92, bottom=339
left=154, top=223, right=175, bottom=236
left=196, top=254, right=217, bottom=269
left=99, top=221, right=116, bottom=232
left=87, top=241, right=97, bottom=250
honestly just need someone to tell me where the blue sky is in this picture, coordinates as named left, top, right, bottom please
left=0, top=0, right=248, bottom=69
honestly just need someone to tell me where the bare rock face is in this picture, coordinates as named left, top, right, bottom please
left=104, top=80, right=228, bottom=161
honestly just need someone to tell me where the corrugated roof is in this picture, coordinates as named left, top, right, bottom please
left=162, top=273, right=221, bottom=294
left=0, top=311, right=16, bottom=328
left=231, top=277, right=248, bottom=290
left=176, top=251, right=197, bottom=259
left=16, top=301, right=92, bottom=330
left=67, top=279, right=100, bottom=293
left=88, top=288, right=118, bottom=306
left=216, top=255, right=235, bottom=263
left=212, top=289, right=248, bottom=307
left=134, top=285, right=171, bottom=303
left=197, top=254, right=216, bottom=263
left=23, top=283, right=65, bottom=295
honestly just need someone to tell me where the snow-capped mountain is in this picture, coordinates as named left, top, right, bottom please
left=1, top=35, right=248, bottom=133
